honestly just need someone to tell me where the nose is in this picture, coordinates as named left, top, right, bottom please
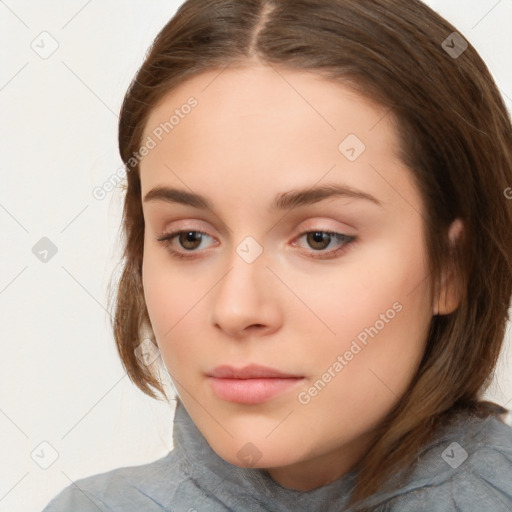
left=209, top=245, right=282, bottom=339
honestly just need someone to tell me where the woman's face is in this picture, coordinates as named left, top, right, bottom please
left=139, top=63, right=439, bottom=490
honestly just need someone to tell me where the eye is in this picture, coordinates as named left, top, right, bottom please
left=155, top=228, right=356, bottom=261
left=292, top=230, right=356, bottom=259
left=156, top=230, right=216, bottom=260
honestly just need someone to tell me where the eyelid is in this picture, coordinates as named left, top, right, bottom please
left=291, top=230, right=356, bottom=260
left=156, top=228, right=217, bottom=248
left=295, top=219, right=356, bottom=236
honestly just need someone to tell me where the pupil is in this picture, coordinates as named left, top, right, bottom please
left=181, top=231, right=201, bottom=249
left=309, top=231, right=329, bottom=249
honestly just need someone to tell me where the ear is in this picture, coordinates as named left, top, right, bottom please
left=433, top=218, right=464, bottom=316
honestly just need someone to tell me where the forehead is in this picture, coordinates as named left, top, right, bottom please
left=139, top=63, right=420, bottom=217
left=142, top=63, right=393, bottom=147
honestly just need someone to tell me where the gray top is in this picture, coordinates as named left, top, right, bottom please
left=42, top=399, right=512, bottom=511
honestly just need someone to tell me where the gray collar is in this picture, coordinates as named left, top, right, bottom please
left=172, top=399, right=359, bottom=511
left=169, top=399, right=499, bottom=511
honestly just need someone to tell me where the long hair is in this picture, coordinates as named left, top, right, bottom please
left=109, top=0, right=512, bottom=508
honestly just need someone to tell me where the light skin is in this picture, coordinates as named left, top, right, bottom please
left=139, top=62, right=461, bottom=491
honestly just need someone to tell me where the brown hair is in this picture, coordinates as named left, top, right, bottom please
left=110, top=0, right=512, bottom=508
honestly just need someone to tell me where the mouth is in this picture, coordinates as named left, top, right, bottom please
left=206, top=364, right=305, bottom=404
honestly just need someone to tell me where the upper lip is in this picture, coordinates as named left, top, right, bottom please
left=207, top=364, right=303, bottom=379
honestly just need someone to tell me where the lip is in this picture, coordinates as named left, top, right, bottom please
left=208, top=364, right=302, bottom=379
left=206, top=364, right=305, bottom=404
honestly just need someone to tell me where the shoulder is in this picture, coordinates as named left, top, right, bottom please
left=42, top=450, right=187, bottom=512
left=382, top=413, right=512, bottom=512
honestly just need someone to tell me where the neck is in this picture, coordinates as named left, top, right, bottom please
left=265, top=429, right=375, bottom=491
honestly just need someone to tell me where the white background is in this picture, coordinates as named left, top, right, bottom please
left=1, top=1, right=511, bottom=511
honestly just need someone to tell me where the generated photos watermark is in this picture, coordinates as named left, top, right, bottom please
left=298, top=301, right=403, bottom=405
left=126, top=96, right=198, bottom=170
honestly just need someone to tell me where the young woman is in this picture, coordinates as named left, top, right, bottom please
left=43, top=0, right=512, bottom=510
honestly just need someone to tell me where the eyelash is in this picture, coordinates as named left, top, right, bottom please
left=155, top=229, right=356, bottom=261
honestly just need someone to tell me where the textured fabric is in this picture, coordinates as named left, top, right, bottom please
left=42, top=399, right=512, bottom=511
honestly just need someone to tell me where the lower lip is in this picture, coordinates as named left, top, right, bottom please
left=207, top=377, right=304, bottom=404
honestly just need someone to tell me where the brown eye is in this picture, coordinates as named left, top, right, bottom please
left=178, top=231, right=203, bottom=250
left=306, top=231, right=331, bottom=250
left=294, top=230, right=356, bottom=260
left=156, top=229, right=215, bottom=260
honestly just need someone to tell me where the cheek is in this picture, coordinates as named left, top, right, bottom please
left=142, top=246, right=185, bottom=343
left=301, top=231, right=430, bottom=341
left=295, top=229, right=432, bottom=397
left=305, top=233, right=431, bottom=411
left=141, top=245, right=212, bottom=365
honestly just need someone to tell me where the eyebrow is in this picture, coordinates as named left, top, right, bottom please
left=143, top=182, right=383, bottom=211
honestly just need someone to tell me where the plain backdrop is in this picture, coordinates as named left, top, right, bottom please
left=0, top=1, right=511, bottom=511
